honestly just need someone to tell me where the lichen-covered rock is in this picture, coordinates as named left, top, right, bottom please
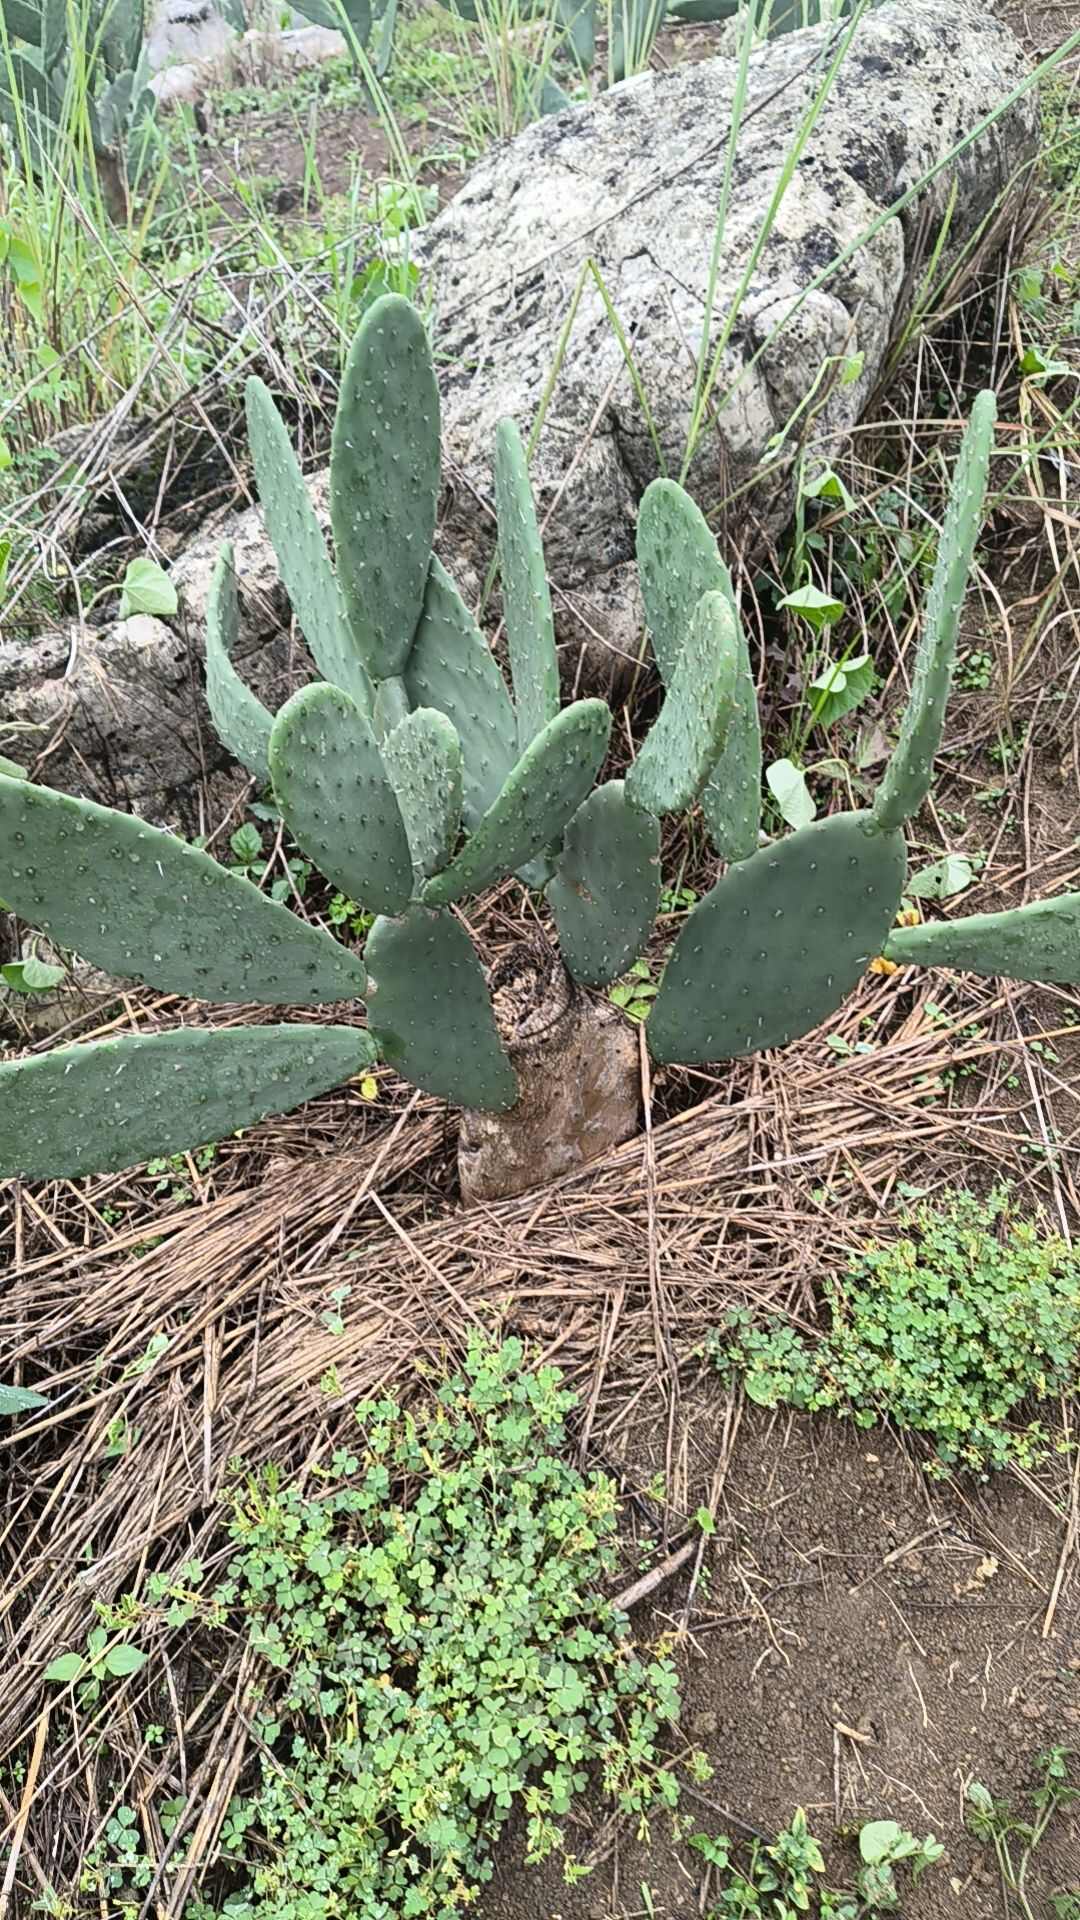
left=416, top=0, right=1035, bottom=662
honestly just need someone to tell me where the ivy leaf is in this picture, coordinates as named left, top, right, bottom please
left=119, top=557, right=178, bottom=621
left=765, top=758, right=816, bottom=830
left=45, top=1652, right=87, bottom=1684
left=104, top=1644, right=148, bottom=1678
left=2, top=954, right=67, bottom=993
left=801, top=468, right=856, bottom=513
left=905, top=854, right=975, bottom=901
left=778, top=584, right=846, bottom=632
left=807, top=653, right=875, bottom=728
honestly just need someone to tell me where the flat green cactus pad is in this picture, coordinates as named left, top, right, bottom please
left=404, top=558, right=518, bottom=828
left=626, top=590, right=736, bottom=816
left=373, top=675, right=411, bottom=740
left=204, top=542, right=274, bottom=781
left=636, top=478, right=736, bottom=685
left=0, top=772, right=366, bottom=1007
left=648, top=811, right=906, bottom=1064
left=330, top=294, right=439, bottom=682
left=269, top=684, right=414, bottom=916
left=701, top=663, right=762, bottom=865
left=245, top=377, right=373, bottom=717
left=547, top=780, right=660, bottom=987
left=873, top=390, right=996, bottom=833
left=0, top=1024, right=375, bottom=1180
left=381, top=707, right=463, bottom=878
left=421, top=700, right=611, bottom=908
left=494, top=418, right=559, bottom=750
left=885, top=893, right=1080, bottom=984
left=366, top=907, right=517, bottom=1111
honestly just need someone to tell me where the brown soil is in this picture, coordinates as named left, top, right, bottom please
left=479, top=1396, right=1080, bottom=1920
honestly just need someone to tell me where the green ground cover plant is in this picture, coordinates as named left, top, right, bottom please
left=709, top=1187, right=1080, bottom=1474
left=72, top=1337, right=680, bottom=1917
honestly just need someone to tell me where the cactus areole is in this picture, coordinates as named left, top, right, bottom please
left=1, top=307, right=1077, bottom=1201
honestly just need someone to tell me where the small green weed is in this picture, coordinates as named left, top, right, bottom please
left=966, top=1747, right=1080, bottom=1920
left=610, top=956, right=659, bottom=1022
left=691, top=1808, right=942, bottom=1915
left=130, top=1337, right=680, bottom=1919
left=955, top=647, right=994, bottom=691
left=144, top=1141, right=217, bottom=1203
left=709, top=1187, right=1080, bottom=1475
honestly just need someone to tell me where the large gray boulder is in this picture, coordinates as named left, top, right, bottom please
left=417, top=0, right=1034, bottom=675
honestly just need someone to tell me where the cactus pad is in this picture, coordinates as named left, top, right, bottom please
left=626, top=590, right=736, bottom=816
left=204, top=543, right=274, bottom=780
left=884, top=893, right=1080, bottom=984
left=873, top=390, right=996, bottom=833
left=636, top=477, right=736, bottom=685
left=245, top=377, right=373, bottom=717
left=0, top=1024, right=376, bottom=1181
left=494, top=418, right=559, bottom=750
left=547, top=780, right=660, bottom=987
left=330, top=294, right=439, bottom=681
left=421, top=700, right=611, bottom=908
left=0, top=771, right=366, bottom=1006
left=366, top=907, right=517, bottom=1110
left=381, top=708, right=463, bottom=879
left=404, top=557, right=518, bottom=828
left=269, top=684, right=413, bottom=916
left=701, top=661, right=762, bottom=864
left=373, top=675, right=411, bottom=740
left=648, top=811, right=906, bottom=1064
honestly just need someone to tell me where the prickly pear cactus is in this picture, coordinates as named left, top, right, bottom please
left=2, top=355, right=1076, bottom=1199
left=885, top=894, right=1080, bottom=984
left=205, top=543, right=274, bottom=780
left=4, top=1026, right=376, bottom=1181
left=648, top=812, right=907, bottom=1064
left=0, top=771, right=366, bottom=1008
left=330, top=295, right=439, bottom=682
left=494, top=418, right=560, bottom=751
left=873, top=391, right=996, bottom=833
left=547, top=781, right=660, bottom=987
left=421, top=701, right=612, bottom=908
left=269, top=684, right=414, bottom=916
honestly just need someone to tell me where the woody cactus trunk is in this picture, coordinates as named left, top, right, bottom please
left=1, top=298, right=1079, bottom=1203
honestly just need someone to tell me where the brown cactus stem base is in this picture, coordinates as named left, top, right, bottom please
left=458, top=938, right=641, bottom=1206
